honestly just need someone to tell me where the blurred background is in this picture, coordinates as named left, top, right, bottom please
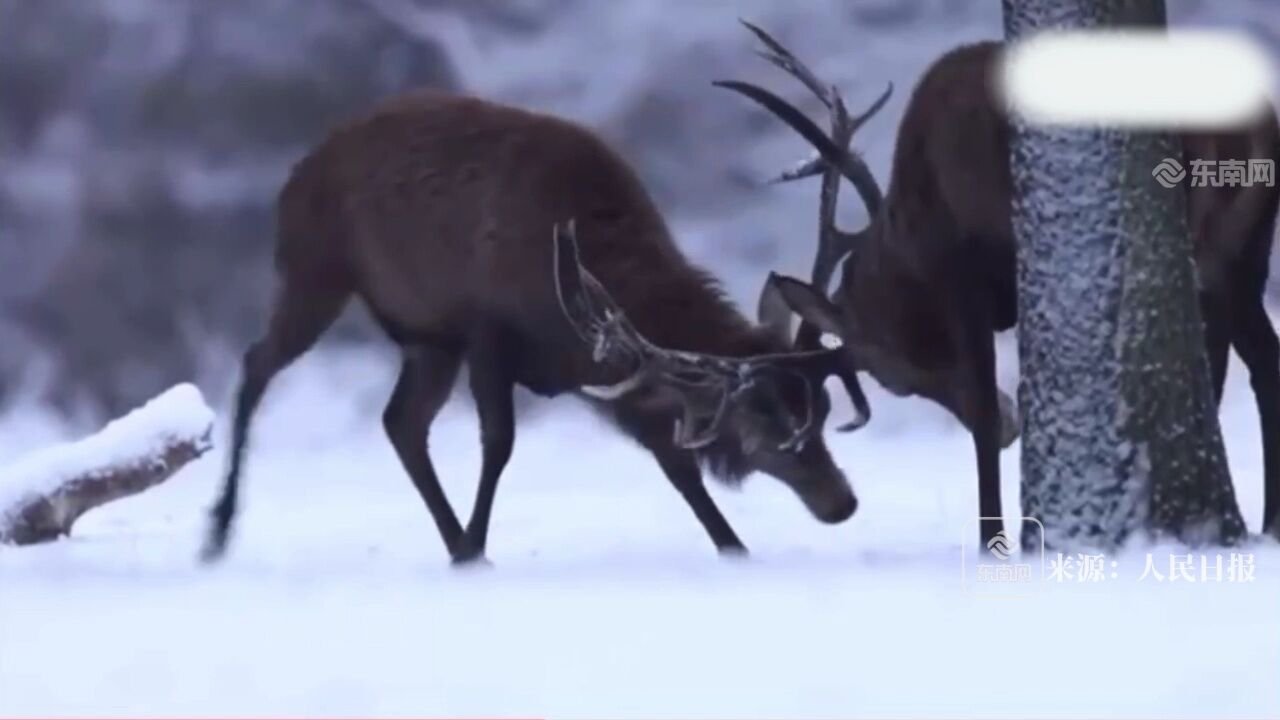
left=1, top=0, right=1277, bottom=423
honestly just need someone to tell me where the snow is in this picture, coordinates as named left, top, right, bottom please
left=0, top=349, right=1275, bottom=718
left=0, top=383, right=214, bottom=531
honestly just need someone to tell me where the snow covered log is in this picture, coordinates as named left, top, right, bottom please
left=0, top=383, right=214, bottom=545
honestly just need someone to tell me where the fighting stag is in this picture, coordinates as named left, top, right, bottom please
left=717, top=24, right=1280, bottom=543
left=203, top=91, right=863, bottom=564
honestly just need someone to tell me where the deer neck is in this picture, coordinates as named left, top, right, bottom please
left=839, top=224, right=931, bottom=398
left=609, top=269, right=778, bottom=360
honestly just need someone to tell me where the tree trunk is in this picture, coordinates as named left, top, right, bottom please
left=1005, top=0, right=1246, bottom=550
left=0, top=384, right=213, bottom=545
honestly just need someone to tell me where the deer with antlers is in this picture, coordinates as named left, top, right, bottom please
left=202, top=90, right=868, bottom=564
left=716, top=23, right=1280, bottom=545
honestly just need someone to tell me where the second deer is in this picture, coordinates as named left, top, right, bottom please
left=717, top=23, right=1280, bottom=544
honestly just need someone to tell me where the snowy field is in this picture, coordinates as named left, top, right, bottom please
left=0, top=344, right=1277, bottom=719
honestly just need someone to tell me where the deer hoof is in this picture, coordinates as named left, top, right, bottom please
left=450, top=552, right=492, bottom=568
left=836, top=409, right=870, bottom=433
left=717, top=544, right=750, bottom=560
left=450, top=536, right=491, bottom=567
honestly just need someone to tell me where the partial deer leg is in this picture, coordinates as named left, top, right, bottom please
left=1201, top=291, right=1232, bottom=404
left=1230, top=291, right=1280, bottom=535
left=612, top=404, right=746, bottom=554
left=972, top=358, right=1006, bottom=549
left=384, top=344, right=466, bottom=557
left=954, top=288, right=1005, bottom=550
left=454, top=331, right=518, bottom=564
left=653, top=449, right=747, bottom=554
left=203, top=273, right=350, bottom=561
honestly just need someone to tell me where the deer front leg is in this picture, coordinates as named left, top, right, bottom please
left=454, top=333, right=518, bottom=565
left=947, top=305, right=1007, bottom=552
left=651, top=447, right=748, bottom=555
left=970, top=383, right=1006, bottom=551
left=383, top=346, right=466, bottom=558
left=610, top=401, right=747, bottom=554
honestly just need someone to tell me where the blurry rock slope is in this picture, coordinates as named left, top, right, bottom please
left=0, top=0, right=1274, bottom=418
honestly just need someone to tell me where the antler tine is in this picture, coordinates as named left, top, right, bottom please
left=767, top=152, right=825, bottom=185
left=849, top=82, right=894, bottom=135
left=725, top=21, right=893, bottom=289
left=796, top=97, right=874, bottom=428
left=807, top=87, right=889, bottom=291
left=755, top=102, right=891, bottom=187
left=740, top=19, right=834, bottom=108
left=777, top=375, right=816, bottom=451
left=554, top=220, right=752, bottom=448
left=553, top=219, right=648, bottom=368
left=674, top=386, right=732, bottom=449
left=713, top=82, right=883, bottom=223
left=813, top=93, right=854, bottom=293
left=752, top=344, right=871, bottom=435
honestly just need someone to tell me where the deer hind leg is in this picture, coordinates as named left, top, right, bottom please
left=203, top=269, right=351, bottom=562
left=1230, top=290, right=1280, bottom=536
left=454, top=329, right=518, bottom=565
left=383, top=344, right=466, bottom=558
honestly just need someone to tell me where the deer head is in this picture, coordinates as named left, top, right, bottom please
left=554, top=219, right=858, bottom=523
left=717, top=23, right=1024, bottom=450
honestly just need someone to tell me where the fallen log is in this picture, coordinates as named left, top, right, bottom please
left=0, top=383, right=214, bottom=545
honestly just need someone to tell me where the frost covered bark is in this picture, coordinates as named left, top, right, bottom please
left=1004, top=0, right=1245, bottom=550
left=0, top=384, right=213, bottom=545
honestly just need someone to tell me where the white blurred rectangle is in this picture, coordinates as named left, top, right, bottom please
left=1000, top=30, right=1274, bottom=128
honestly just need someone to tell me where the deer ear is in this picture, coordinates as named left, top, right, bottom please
left=768, top=273, right=846, bottom=340
left=757, top=275, right=795, bottom=344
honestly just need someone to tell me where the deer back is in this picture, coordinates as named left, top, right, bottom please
left=1184, top=107, right=1280, bottom=292
left=277, top=91, right=774, bottom=390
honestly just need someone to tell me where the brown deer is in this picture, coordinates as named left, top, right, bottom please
left=715, top=23, right=1280, bottom=545
left=201, top=90, right=868, bottom=564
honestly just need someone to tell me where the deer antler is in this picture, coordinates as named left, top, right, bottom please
left=714, top=20, right=891, bottom=433
left=555, top=220, right=750, bottom=448
left=554, top=220, right=846, bottom=450
left=715, top=20, right=890, bottom=289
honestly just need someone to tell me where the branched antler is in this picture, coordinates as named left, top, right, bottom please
left=715, top=20, right=894, bottom=432
left=553, top=220, right=845, bottom=450
left=716, top=20, right=891, bottom=290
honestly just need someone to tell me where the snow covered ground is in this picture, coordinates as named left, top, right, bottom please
left=1, top=345, right=1277, bottom=719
